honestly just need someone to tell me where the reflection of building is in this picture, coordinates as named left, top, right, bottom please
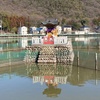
left=33, top=75, right=68, bottom=85
left=0, top=50, right=25, bottom=67
left=74, top=37, right=97, bottom=45
left=26, top=63, right=72, bottom=85
left=20, top=37, right=28, bottom=48
left=26, top=63, right=72, bottom=97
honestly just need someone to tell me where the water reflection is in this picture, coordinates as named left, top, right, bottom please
left=25, top=62, right=100, bottom=86
left=0, top=36, right=100, bottom=99
left=43, top=84, right=61, bottom=97
left=73, top=36, right=100, bottom=49
left=26, top=63, right=72, bottom=97
left=0, top=37, right=32, bottom=50
left=72, top=36, right=100, bottom=70
left=0, top=62, right=100, bottom=100
left=69, top=67, right=98, bottom=86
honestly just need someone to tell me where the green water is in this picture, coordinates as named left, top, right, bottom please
left=0, top=36, right=100, bottom=100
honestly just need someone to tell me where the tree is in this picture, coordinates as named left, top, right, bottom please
left=61, top=18, right=66, bottom=26
left=80, top=20, right=86, bottom=27
left=92, top=18, right=100, bottom=26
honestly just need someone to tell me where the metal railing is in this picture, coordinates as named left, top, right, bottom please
left=32, top=36, right=68, bottom=45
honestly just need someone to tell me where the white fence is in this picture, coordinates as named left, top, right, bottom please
left=32, top=36, right=68, bottom=45
left=32, top=37, right=43, bottom=44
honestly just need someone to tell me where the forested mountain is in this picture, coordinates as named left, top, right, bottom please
left=0, top=0, right=100, bottom=31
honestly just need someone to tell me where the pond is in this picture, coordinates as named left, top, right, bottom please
left=0, top=36, right=100, bottom=100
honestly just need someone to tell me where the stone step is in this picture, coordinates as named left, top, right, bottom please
left=40, top=50, right=55, bottom=53
left=39, top=55, right=56, bottom=58
left=39, top=52, right=56, bottom=55
left=38, top=59, right=56, bottom=63
left=38, top=56, right=56, bottom=59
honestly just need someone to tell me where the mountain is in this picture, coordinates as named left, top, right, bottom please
left=0, top=0, right=100, bottom=25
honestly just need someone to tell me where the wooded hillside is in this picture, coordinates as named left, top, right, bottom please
left=0, top=0, right=100, bottom=19
left=0, top=0, right=100, bottom=31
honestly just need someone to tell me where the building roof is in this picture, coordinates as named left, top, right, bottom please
left=63, top=25, right=72, bottom=28
left=96, top=26, right=100, bottom=33
left=42, top=18, right=59, bottom=27
left=80, top=26, right=90, bottom=28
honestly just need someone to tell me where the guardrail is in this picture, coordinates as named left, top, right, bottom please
left=32, top=36, right=68, bottom=45
left=0, top=33, right=100, bottom=37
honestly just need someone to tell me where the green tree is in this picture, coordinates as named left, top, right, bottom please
left=92, top=18, right=100, bottom=26
left=11, top=27, right=17, bottom=34
left=61, top=18, right=66, bottom=26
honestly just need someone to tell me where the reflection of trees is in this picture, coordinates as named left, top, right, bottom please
left=43, top=84, right=61, bottom=97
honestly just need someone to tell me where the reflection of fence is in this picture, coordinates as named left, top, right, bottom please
left=73, top=37, right=100, bottom=49
left=0, top=50, right=25, bottom=67
left=73, top=50, right=100, bottom=70
left=69, top=66, right=100, bottom=86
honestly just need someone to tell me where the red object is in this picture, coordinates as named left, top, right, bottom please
left=44, top=76, right=54, bottom=80
left=43, top=36, right=54, bottom=44
left=44, top=76, right=54, bottom=83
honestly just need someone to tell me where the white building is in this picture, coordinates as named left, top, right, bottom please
left=20, top=37, right=28, bottom=48
left=63, top=25, right=72, bottom=33
left=18, top=26, right=28, bottom=35
left=40, top=26, right=47, bottom=35
left=0, top=20, right=2, bottom=28
left=30, top=26, right=47, bottom=35
left=56, top=25, right=62, bottom=35
left=30, top=27, right=37, bottom=34
left=80, top=26, right=90, bottom=33
left=96, top=26, right=100, bottom=33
